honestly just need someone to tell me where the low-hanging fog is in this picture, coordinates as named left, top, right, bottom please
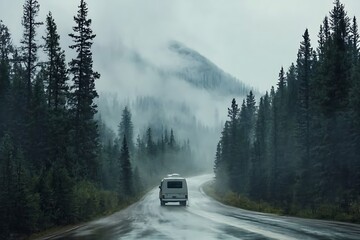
left=3, top=0, right=360, bottom=172
left=95, top=40, right=252, bottom=171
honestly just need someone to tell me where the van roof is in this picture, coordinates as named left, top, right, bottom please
left=167, top=173, right=180, bottom=177
left=162, top=176, right=186, bottom=181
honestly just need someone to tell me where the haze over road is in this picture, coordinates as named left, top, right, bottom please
left=41, top=174, right=360, bottom=240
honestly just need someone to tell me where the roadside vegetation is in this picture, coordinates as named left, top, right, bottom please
left=0, top=1, right=197, bottom=239
left=204, top=181, right=360, bottom=223
left=213, top=0, right=360, bottom=224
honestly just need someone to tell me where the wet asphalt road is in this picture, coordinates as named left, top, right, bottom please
left=39, top=174, right=360, bottom=240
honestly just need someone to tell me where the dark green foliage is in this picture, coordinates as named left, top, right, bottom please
left=296, top=29, right=315, bottom=207
left=214, top=0, right=360, bottom=222
left=20, top=0, right=42, bottom=104
left=118, top=106, right=134, bottom=153
left=0, top=134, right=16, bottom=237
left=43, top=12, right=69, bottom=111
left=119, top=136, right=133, bottom=196
left=169, top=129, right=176, bottom=150
left=0, top=21, right=12, bottom=138
left=0, top=1, right=198, bottom=238
left=68, top=0, right=100, bottom=181
left=146, top=127, right=156, bottom=156
left=0, top=134, right=40, bottom=234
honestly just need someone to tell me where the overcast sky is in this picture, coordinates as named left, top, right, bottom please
left=1, top=0, right=360, bottom=92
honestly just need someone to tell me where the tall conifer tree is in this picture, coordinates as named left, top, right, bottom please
left=68, top=0, right=100, bottom=180
left=119, top=136, right=133, bottom=196
left=0, top=21, right=13, bottom=137
left=118, top=106, right=134, bottom=153
left=20, top=0, right=42, bottom=104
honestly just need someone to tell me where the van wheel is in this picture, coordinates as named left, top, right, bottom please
left=180, top=201, right=186, bottom=206
left=161, top=200, right=165, bottom=206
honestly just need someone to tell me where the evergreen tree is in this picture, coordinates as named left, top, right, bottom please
left=43, top=12, right=70, bottom=171
left=20, top=0, right=42, bottom=104
left=246, top=90, right=256, bottom=143
left=68, top=0, right=100, bottom=180
left=250, top=97, right=267, bottom=200
left=9, top=50, right=27, bottom=151
left=215, top=121, right=230, bottom=192
left=349, top=18, right=360, bottom=198
left=146, top=127, right=156, bottom=156
left=119, top=136, right=133, bottom=196
left=320, top=0, right=351, bottom=113
left=28, top=69, right=49, bottom=170
left=118, top=106, right=134, bottom=152
left=0, top=21, right=13, bottom=137
left=296, top=29, right=316, bottom=207
left=169, top=128, right=176, bottom=150
left=286, top=63, right=298, bottom=118
left=227, top=98, right=241, bottom=192
left=213, top=141, right=222, bottom=179
left=43, top=12, right=68, bottom=111
left=350, top=17, right=359, bottom=65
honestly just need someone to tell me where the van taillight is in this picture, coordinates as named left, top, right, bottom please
left=185, top=194, right=188, bottom=199
left=162, top=195, right=165, bottom=199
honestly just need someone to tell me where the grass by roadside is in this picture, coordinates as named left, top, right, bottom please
left=202, top=181, right=283, bottom=215
left=202, top=181, right=360, bottom=224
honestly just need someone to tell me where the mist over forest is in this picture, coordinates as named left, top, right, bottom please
left=95, top=40, right=255, bottom=170
left=0, top=0, right=254, bottom=238
left=1, top=0, right=360, bottom=239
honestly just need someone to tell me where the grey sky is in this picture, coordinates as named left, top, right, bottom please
left=1, top=0, right=360, bottom=92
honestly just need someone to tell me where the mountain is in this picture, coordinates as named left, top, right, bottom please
left=167, top=41, right=253, bottom=97
left=96, top=41, right=256, bottom=170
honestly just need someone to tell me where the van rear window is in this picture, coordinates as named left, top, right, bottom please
left=167, top=181, right=182, bottom=188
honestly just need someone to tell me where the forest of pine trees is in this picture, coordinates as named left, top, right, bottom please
left=0, top=0, right=195, bottom=238
left=214, top=0, right=360, bottom=222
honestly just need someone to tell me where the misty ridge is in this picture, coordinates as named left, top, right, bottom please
left=2, top=0, right=360, bottom=239
left=95, top=40, right=256, bottom=167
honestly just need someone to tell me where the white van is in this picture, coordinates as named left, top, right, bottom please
left=159, top=174, right=188, bottom=206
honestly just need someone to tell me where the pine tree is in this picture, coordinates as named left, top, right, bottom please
left=296, top=29, right=314, bottom=206
left=118, top=106, right=134, bottom=152
left=169, top=128, right=176, bottom=150
left=68, top=0, right=100, bottom=180
left=320, top=0, right=351, bottom=113
left=227, top=98, right=241, bottom=192
left=43, top=12, right=70, bottom=171
left=350, top=17, right=359, bottom=65
left=213, top=141, right=222, bottom=179
left=20, top=0, right=42, bottom=104
left=250, top=97, right=267, bottom=200
left=215, top=121, right=230, bottom=192
left=246, top=91, right=256, bottom=143
left=119, top=136, right=133, bottom=196
left=28, top=69, right=49, bottom=170
left=43, top=12, right=69, bottom=111
left=0, top=21, right=13, bottom=137
left=9, top=50, right=27, bottom=152
left=286, top=63, right=298, bottom=118
left=146, top=127, right=156, bottom=156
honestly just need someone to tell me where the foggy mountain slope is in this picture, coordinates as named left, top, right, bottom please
left=167, top=41, right=253, bottom=96
left=96, top=40, right=255, bottom=132
left=95, top=40, right=255, bottom=99
left=96, top=41, right=256, bottom=170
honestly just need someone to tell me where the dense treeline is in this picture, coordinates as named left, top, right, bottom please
left=0, top=0, right=194, bottom=239
left=214, top=0, right=360, bottom=222
left=100, top=106, right=194, bottom=194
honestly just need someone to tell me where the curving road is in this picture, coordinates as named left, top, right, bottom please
left=41, top=174, right=360, bottom=240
